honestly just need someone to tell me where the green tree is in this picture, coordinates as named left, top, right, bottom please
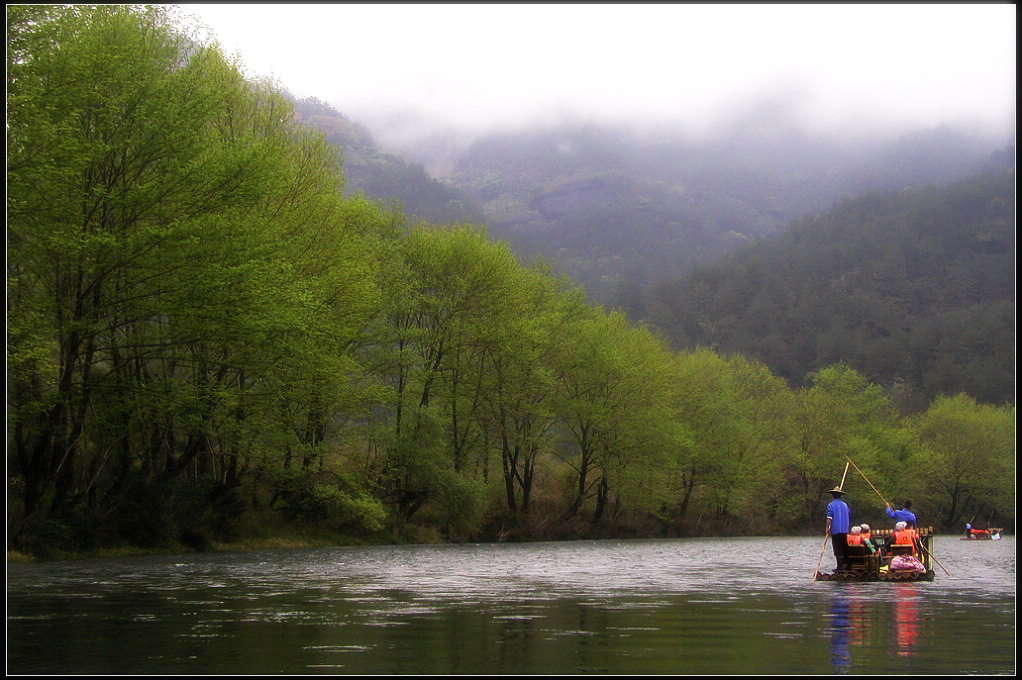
left=664, top=349, right=795, bottom=533
left=7, top=5, right=382, bottom=551
left=912, top=394, right=1014, bottom=529
left=784, top=364, right=914, bottom=529
left=553, top=310, right=680, bottom=523
left=473, top=263, right=589, bottom=519
left=363, top=225, right=534, bottom=534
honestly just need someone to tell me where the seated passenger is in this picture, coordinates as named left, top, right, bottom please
left=859, top=523, right=876, bottom=554
left=846, top=526, right=863, bottom=546
left=892, top=521, right=917, bottom=553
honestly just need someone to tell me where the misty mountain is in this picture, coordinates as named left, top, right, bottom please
left=428, top=115, right=1008, bottom=305
left=292, top=95, right=1012, bottom=409
left=645, top=163, right=1015, bottom=412
left=294, top=97, right=1007, bottom=311
left=290, top=96, right=485, bottom=225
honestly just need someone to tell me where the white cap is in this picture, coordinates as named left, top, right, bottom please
left=860, top=523, right=870, bottom=531
left=850, top=526, right=861, bottom=534
left=895, top=521, right=907, bottom=530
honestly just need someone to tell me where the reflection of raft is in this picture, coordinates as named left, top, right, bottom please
left=815, top=527, right=936, bottom=582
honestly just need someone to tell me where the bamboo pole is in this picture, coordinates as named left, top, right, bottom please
left=813, top=532, right=830, bottom=581
left=839, top=461, right=850, bottom=490
left=844, top=455, right=889, bottom=507
left=917, top=536, right=952, bottom=577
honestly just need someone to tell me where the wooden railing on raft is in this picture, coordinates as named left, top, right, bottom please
left=870, top=526, right=934, bottom=538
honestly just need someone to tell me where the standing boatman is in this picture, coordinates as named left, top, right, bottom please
left=886, top=500, right=917, bottom=528
left=826, top=486, right=852, bottom=572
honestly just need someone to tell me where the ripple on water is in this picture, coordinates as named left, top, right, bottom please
left=5, top=536, right=1015, bottom=675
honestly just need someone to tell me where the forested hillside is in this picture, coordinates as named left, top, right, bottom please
left=393, top=115, right=1007, bottom=306
left=294, top=100, right=1009, bottom=310
left=290, top=96, right=484, bottom=225
left=310, top=107, right=1013, bottom=413
left=7, top=6, right=1014, bottom=559
left=646, top=165, right=1016, bottom=412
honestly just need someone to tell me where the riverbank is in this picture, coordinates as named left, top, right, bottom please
left=6, top=530, right=400, bottom=563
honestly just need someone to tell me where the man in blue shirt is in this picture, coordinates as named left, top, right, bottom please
left=886, top=500, right=916, bottom=528
left=826, top=487, right=852, bottom=572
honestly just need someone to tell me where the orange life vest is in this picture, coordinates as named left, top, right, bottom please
left=846, top=534, right=862, bottom=546
left=893, top=528, right=916, bottom=545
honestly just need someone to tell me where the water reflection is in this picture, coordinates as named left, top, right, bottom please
left=827, top=583, right=923, bottom=672
left=891, top=585, right=920, bottom=657
left=6, top=537, right=1014, bottom=675
left=827, top=586, right=874, bottom=673
left=828, top=593, right=852, bottom=672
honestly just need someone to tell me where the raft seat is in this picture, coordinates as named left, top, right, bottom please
left=846, top=545, right=873, bottom=571
left=888, top=544, right=916, bottom=556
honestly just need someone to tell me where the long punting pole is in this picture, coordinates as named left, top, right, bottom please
left=813, top=532, right=829, bottom=581
left=844, top=455, right=952, bottom=577
left=843, top=455, right=888, bottom=507
left=917, top=537, right=953, bottom=577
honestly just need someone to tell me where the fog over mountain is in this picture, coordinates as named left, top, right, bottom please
left=185, top=4, right=1015, bottom=150
left=187, top=4, right=1015, bottom=407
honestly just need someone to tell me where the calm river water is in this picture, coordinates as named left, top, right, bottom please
left=6, top=536, right=1015, bottom=675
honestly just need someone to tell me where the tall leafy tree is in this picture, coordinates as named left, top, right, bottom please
left=784, top=364, right=914, bottom=528
left=553, top=310, right=680, bottom=523
left=668, top=351, right=796, bottom=532
left=475, top=266, right=589, bottom=518
left=7, top=5, right=382, bottom=550
left=364, top=225, right=532, bottom=532
left=912, top=394, right=1014, bottom=529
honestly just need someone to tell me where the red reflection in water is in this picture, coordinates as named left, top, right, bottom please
left=892, top=585, right=919, bottom=656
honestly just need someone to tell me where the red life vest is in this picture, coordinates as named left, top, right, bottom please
left=846, top=533, right=862, bottom=546
left=893, top=528, right=916, bottom=545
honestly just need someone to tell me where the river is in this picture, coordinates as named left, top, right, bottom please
left=6, top=535, right=1015, bottom=674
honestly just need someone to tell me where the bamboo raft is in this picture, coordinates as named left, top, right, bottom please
left=961, top=527, right=1002, bottom=541
left=815, top=527, right=937, bottom=582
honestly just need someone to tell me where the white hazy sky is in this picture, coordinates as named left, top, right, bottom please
left=179, top=3, right=1016, bottom=137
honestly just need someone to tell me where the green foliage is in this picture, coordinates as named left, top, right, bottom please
left=911, top=394, right=1015, bottom=528
left=647, top=169, right=1015, bottom=410
left=6, top=5, right=384, bottom=552
left=5, top=6, right=1014, bottom=556
left=270, top=467, right=386, bottom=534
left=783, top=364, right=919, bottom=528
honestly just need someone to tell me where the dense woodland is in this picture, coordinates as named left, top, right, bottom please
left=297, top=94, right=1013, bottom=410
left=6, top=6, right=1015, bottom=558
left=646, top=167, right=1015, bottom=412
